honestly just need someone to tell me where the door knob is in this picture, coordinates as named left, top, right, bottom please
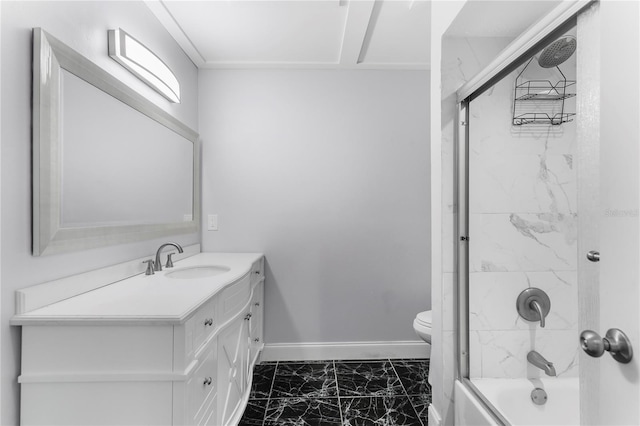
left=586, top=250, right=600, bottom=262
left=580, top=328, right=633, bottom=364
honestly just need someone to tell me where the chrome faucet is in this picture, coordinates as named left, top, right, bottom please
left=527, top=351, right=556, bottom=376
left=154, top=242, right=184, bottom=271
left=530, top=300, right=546, bottom=328
left=516, top=288, right=551, bottom=328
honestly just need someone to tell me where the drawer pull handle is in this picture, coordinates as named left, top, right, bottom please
left=254, top=302, right=260, bottom=307
left=254, top=338, right=260, bottom=343
left=244, top=313, right=252, bottom=321
left=254, top=271, right=260, bottom=274
left=204, top=318, right=213, bottom=327
left=203, top=377, right=212, bottom=386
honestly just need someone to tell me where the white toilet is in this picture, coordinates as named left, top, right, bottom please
left=413, top=310, right=432, bottom=344
left=413, top=310, right=433, bottom=385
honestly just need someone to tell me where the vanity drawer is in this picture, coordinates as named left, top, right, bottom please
left=193, top=298, right=217, bottom=353
left=187, top=345, right=217, bottom=425
left=219, top=274, right=251, bottom=325
left=250, top=259, right=264, bottom=285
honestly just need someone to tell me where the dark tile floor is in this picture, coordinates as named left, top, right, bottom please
left=239, top=359, right=430, bottom=426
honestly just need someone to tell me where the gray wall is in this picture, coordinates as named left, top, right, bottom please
left=0, top=2, right=199, bottom=423
left=199, top=69, right=431, bottom=344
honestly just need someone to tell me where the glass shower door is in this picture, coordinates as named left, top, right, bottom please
left=465, top=41, right=579, bottom=383
left=456, top=1, right=639, bottom=424
left=459, top=19, right=581, bottom=425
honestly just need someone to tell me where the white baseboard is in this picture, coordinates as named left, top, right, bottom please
left=428, top=404, right=442, bottom=426
left=260, top=340, right=430, bottom=362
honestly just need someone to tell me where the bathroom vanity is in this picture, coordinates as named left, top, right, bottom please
left=12, top=252, right=264, bottom=426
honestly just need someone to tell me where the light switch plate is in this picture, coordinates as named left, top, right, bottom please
left=207, top=214, right=218, bottom=231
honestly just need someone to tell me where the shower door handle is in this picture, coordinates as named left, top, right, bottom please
left=580, top=328, right=633, bottom=364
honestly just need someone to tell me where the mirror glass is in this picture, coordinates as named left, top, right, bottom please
left=33, top=29, right=200, bottom=256
left=60, top=70, right=193, bottom=227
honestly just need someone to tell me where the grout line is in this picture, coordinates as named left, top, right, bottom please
left=333, top=360, right=345, bottom=425
left=389, top=359, right=426, bottom=426
left=261, top=361, right=278, bottom=426
left=250, top=359, right=428, bottom=425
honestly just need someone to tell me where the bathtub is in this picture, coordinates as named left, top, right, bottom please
left=455, top=378, right=579, bottom=425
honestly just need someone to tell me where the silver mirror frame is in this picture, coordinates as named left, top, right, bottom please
left=32, top=28, right=201, bottom=256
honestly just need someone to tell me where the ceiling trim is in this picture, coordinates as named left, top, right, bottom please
left=356, top=0, right=381, bottom=64
left=145, top=0, right=430, bottom=71
left=339, top=0, right=376, bottom=66
left=197, top=62, right=430, bottom=70
left=145, top=0, right=206, bottom=67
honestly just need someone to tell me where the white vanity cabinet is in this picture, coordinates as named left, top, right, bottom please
left=14, top=254, right=264, bottom=426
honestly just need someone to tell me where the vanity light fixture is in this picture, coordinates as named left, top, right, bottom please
left=108, top=28, right=181, bottom=103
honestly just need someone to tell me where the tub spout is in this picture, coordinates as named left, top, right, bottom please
left=527, top=351, right=556, bottom=376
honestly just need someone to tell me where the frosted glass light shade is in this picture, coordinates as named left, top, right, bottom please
left=108, top=28, right=181, bottom=103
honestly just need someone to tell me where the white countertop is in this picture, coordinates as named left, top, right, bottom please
left=11, top=252, right=263, bottom=325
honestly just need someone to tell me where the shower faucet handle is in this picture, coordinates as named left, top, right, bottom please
left=530, top=300, right=546, bottom=328
left=580, top=328, right=633, bottom=364
left=516, top=288, right=551, bottom=328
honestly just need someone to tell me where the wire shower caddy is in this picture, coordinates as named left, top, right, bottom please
left=512, top=57, right=576, bottom=126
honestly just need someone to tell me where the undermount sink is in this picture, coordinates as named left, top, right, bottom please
left=165, top=265, right=230, bottom=279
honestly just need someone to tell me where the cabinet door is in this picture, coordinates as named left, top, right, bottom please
left=186, top=345, right=217, bottom=426
left=217, top=312, right=250, bottom=425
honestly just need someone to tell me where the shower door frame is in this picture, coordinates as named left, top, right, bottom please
left=454, top=0, right=595, bottom=423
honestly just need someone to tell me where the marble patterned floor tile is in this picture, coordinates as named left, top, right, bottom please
left=250, top=363, right=277, bottom=399
left=263, top=397, right=342, bottom=426
left=276, top=362, right=336, bottom=377
left=241, top=360, right=431, bottom=425
left=238, top=399, right=268, bottom=426
left=335, top=361, right=404, bottom=397
left=341, top=396, right=422, bottom=426
left=408, top=394, right=431, bottom=426
left=391, top=360, right=431, bottom=396
left=271, top=362, right=337, bottom=398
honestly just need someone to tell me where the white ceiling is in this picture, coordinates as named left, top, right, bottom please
left=446, top=0, right=563, bottom=38
left=145, top=0, right=431, bottom=70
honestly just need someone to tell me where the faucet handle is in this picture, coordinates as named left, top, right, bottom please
left=142, top=259, right=155, bottom=275
left=530, top=300, right=546, bottom=328
left=516, top=288, right=551, bottom=328
left=165, top=253, right=175, bottom=268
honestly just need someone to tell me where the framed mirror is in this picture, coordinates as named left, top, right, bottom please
left=32, top=28, right=200, bottom=256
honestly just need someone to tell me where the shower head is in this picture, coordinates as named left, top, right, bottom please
left=537, top=35, right=577, bottom=68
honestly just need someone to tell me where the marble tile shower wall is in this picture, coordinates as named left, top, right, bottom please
left=439, top=37, right=514, bottom=419
left=468, top=56, right=579, bottom=379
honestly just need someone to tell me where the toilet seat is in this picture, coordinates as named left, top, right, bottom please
left=415, top=311, right=432, bottom=329
left=412, top=310, right=433, bottom=386
left=413, top=310, right=432, bottom=344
